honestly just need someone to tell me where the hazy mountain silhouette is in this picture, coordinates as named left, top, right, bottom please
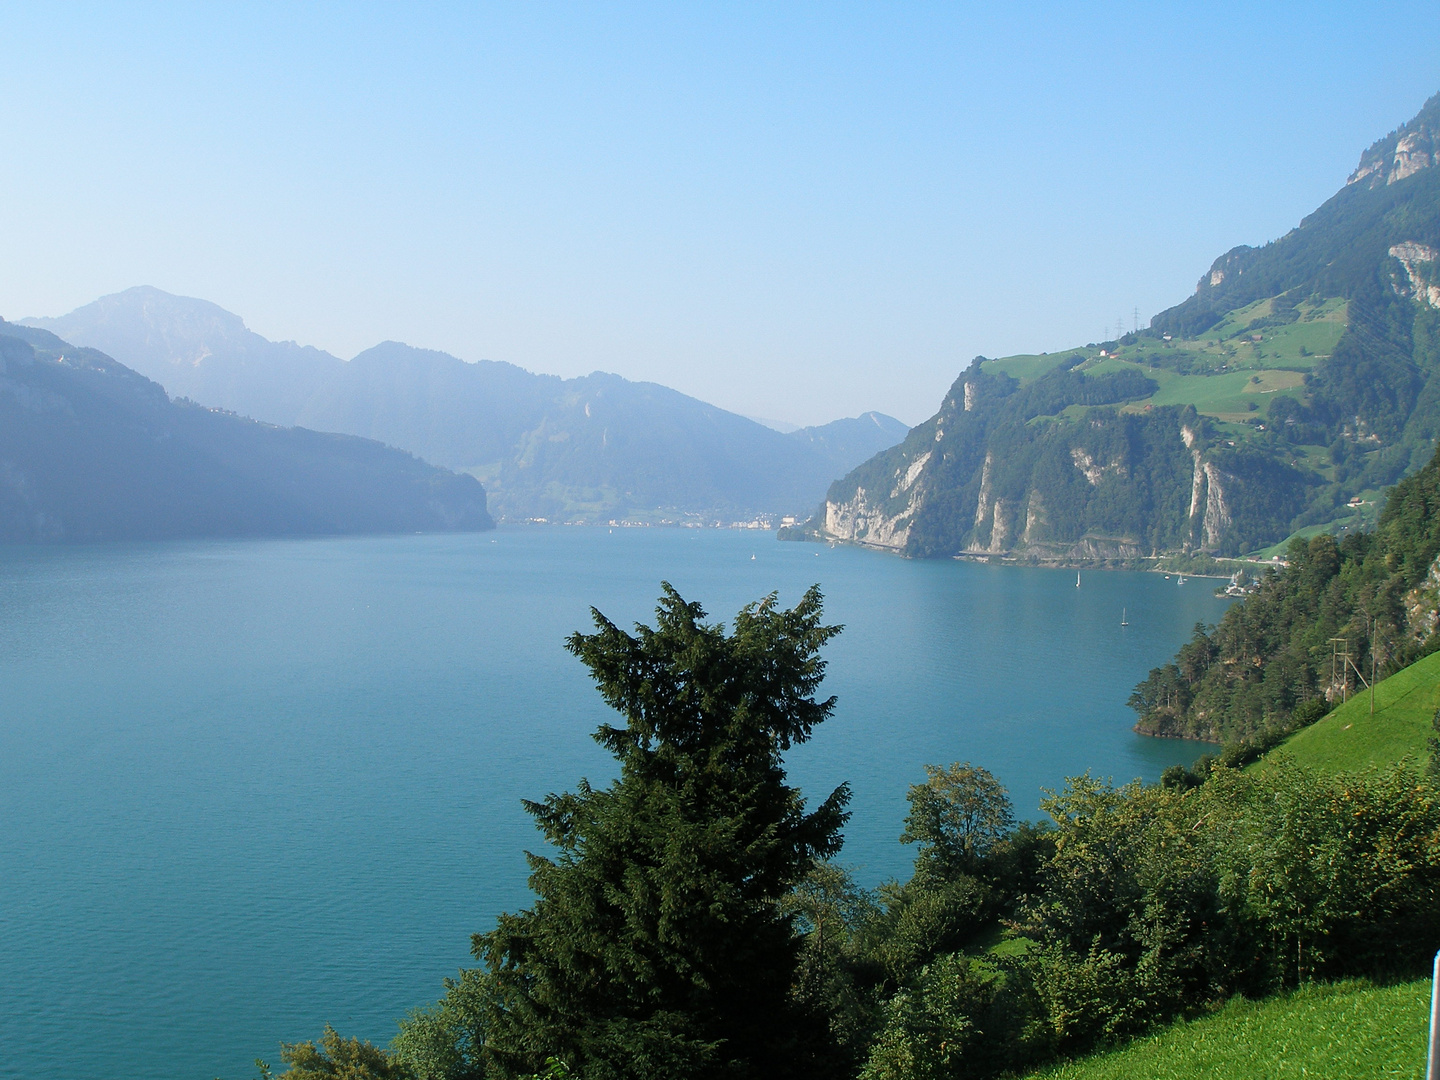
left=0, top=319, right=492, bottom=542
left=28, top=288, right=907, bottom=521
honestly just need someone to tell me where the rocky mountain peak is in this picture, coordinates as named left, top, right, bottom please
left=1347, top=91, right=1440, bottom=188
left=23, top=286, right=263, bottom=370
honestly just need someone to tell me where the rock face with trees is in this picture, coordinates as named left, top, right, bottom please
left=1131, top=439, right=1440, bottom=743
left=803, top=92, right=1440, bottom=563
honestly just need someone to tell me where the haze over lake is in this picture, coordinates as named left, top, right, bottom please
left=0, top=529, right=1226, bottom=1080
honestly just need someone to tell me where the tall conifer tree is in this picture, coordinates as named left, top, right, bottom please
left=472, top=583, right=851, bottom=1080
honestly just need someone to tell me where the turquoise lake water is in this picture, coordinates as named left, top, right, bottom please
left=0, top=528, right=1228, bottom=1080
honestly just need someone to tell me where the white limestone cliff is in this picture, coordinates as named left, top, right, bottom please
left=1390, top=242, right=1440, bottom=308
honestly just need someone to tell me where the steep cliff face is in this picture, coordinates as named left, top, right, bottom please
left=812, top=364, right=1289, bottom=561
left=1404, top=552, right=1440, bottom=645
left=822, top=482, right=917, bottom=549
left=1389, top=242, right=1440, bottom=308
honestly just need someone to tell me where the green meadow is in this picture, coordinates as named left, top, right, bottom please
left=1022, top=979, right=1432, bottom=1080
left=982, top=295, right=1347, bottom=424
left=1267, top=649, right=1440, bottom=773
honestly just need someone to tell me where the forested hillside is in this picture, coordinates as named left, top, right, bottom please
left=804, top=92, right=1440, bottom=561
left=0, top=321, right=493, bottom=542
left=1130, top=441, right=1440, bottom=743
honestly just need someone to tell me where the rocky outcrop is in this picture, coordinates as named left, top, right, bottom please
left=1202, top=462, right=1233, bottom=548
left=817, top=420, right=940, bottom=551
left=986, top=498, right=1009, bottom=553
left=823, top=484, right=916, bottom=550
left=1057, top=536, right=1145, bottom=560
left=817, top=403, right=1253, bottom=561
left=1178, top=424, right=1232, bottom=550
left=1350, top=129, right=1438, bottom=187
left=974, top=451, right=994, bottom=525
left=1390, top=242, right=1440, bottom=308
left=811, top=340, right=1304, bottom=560
left=1070, top=447, right=1125, bottom=486
left=894, top=451, right=930, bottom=497
left=1348, top=93, right=1440, bottom=188
left=1022, top=491, right=1047, bottom=544
left=1404, top=553, right=1440, bottom=644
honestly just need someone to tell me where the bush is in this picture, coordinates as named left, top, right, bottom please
left=859, top=954, right=1036, bottom=1080
left=272, top=1026, right=411, bottom=1080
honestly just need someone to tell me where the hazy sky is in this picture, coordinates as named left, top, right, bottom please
left=1, top=4, right=1437, bottom=426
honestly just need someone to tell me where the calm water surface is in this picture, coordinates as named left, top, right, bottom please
left=0, top=528, right=1227, bottom=1080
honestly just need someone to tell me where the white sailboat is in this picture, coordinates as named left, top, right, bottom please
left=1076, top=571, right=1081, bottom=588
left=1121, top=607, right=1129, bottom=626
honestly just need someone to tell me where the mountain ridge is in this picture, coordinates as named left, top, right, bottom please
left=798, top=90, right=1440, bottom=563
left=25, top=289, right=907, bottom=523
left=0, top=318, right=493, bottom=542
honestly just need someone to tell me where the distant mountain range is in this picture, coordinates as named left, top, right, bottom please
left=798, top=91, right=1440, bottom=562
left=0, top=320, right=492, bottom=542
left=25, top=290, right=908, bottom=523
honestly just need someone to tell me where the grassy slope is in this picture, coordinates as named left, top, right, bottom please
left=1246, top=507, right=1380, bottom=559
left=983, top=296, right=1346, bottom=424
left=1267, top=650, right=1440, bottom=772
left=1024, top=979, right=1431, bottom=1080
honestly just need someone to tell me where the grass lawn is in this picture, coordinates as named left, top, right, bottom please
left=1024, top=979, right=1432, bottom=1080
left=1267, top=650, right=1440, bottom=773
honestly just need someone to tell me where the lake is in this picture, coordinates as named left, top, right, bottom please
left=0, top=527, right=1227, bottom=1080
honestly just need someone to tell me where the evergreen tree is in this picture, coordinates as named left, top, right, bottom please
left=470, top=583, right=851, bottom=1080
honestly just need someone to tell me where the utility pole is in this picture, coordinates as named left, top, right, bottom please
left=1370, top=618, right=1376, bottom=717
left=1330, top=636, right=1373, bottom=707
left=1133, top=307, right=1139, bottom=334
left=1330, top=637, right=1352, bottom=703
left=1369, top=617, right=1386, bottom=717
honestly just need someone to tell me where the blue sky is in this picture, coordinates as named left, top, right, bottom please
left=1, top=3, right=1437, bottom=426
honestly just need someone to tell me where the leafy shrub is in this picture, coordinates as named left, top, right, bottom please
left=857, top=760, right=1440, bottom=1080
left=273, top=1026, right=411, bottom=1080
left=859, top=954, right=1037, bottom=1080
